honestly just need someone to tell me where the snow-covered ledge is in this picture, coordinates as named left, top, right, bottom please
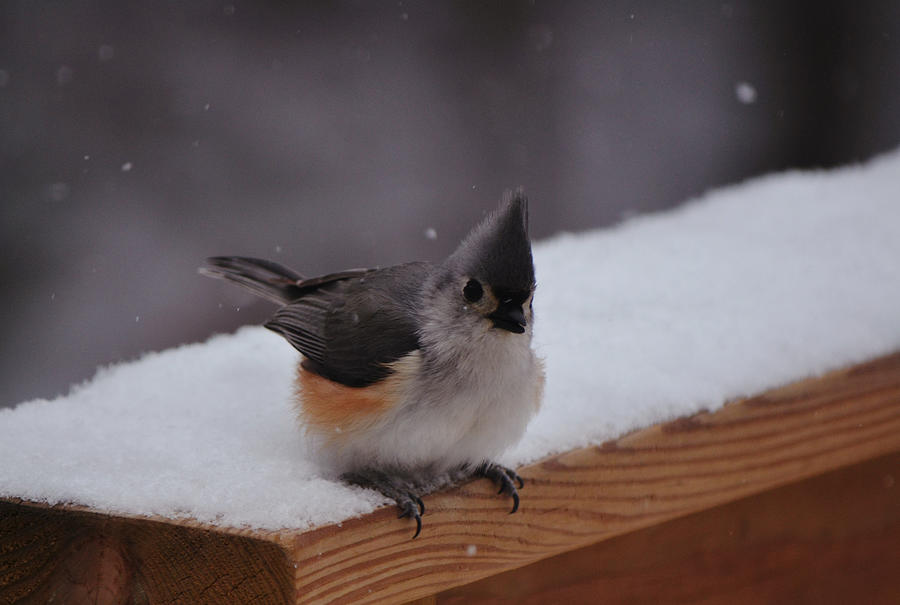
left=3, top=151, right=900, bottom=603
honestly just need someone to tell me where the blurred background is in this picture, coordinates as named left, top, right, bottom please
left=2, top=1, right=900, bottom=407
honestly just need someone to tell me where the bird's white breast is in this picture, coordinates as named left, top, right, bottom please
left=317, top=328, right=544, bottom=476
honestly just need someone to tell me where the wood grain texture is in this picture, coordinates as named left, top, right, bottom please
left=0, top=502, right=294, bottom=604
left=1, top=352, right=899, bottom=604
left=437, top=451, right=900, bottom=604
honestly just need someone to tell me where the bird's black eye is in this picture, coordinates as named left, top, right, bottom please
left=463, top=279, right=483, bottom=302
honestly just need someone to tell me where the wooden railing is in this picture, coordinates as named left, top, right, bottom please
left=3, top=352, right=900, bottom=604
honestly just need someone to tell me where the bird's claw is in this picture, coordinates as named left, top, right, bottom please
left=343, top=463, right=523, bottom=539
left=477, top=463, right=524, bottom=514
left=414, top=493, right=425, bottom=515
left=342, top=471, right=426, bottom=539
left=397, top=493, right=423, bottom=539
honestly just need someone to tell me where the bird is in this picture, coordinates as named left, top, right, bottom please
left=200, top=192, right=544, bottom=538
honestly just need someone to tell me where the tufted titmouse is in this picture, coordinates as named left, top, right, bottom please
left=201, top=192, right=544, bottom=537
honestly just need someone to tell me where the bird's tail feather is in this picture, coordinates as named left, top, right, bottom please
left=200, top=256, right=307, bottom=304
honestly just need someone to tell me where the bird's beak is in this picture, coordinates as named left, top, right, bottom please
left=489, top=305, right=526, bottom=334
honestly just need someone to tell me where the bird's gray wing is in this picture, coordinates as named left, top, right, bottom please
left=265, top=262, right=433, bottom=387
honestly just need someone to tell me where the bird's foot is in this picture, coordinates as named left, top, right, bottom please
left=342, top=470, right=426, bottom=538
left=474, top=462, right=524, bottom=513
